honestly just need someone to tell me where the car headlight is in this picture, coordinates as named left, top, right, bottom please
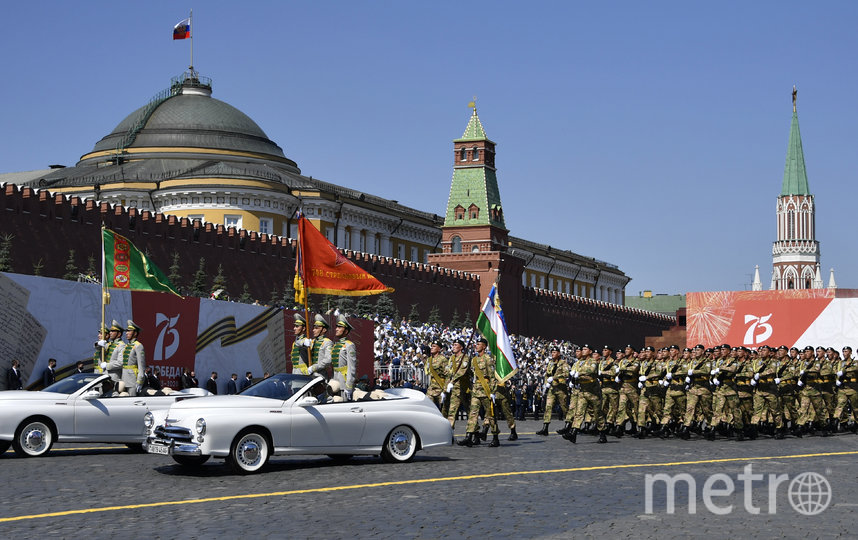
left=144, top=412, right=154, bottom=429
left=195, top=418, right=206, bottom=436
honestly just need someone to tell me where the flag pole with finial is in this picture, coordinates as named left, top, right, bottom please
left=189, top=10, right=194, bottom=75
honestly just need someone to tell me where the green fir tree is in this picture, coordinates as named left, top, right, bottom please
left=63, top=249, right=79, bottom=281
left=32, top=258, right=44, bottom=277
left=167, top=252, right=182, bottom=291
left=211, top=264, right=229, bottom=299
left=355, top=297, right=372, bottom=317
left=375, top=294, right=397, bottom=320
left=239, top=283, right=253, bottom=303
left=462, top=310, right=473, bottom=329
left=191, top=257, right=208, bottom=297
left=407, top=303, right=421, bottom=325
left=86, top=254, right=97, bottom=279
left=0, top=233, right=13, bottom=273
left=427, top=305, right=442, bottom=326
left=450, top=309, right=461, bottom=329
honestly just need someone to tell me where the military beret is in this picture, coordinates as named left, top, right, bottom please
left=668, top=345, right=679, bottom=350
left=602, top=345, right=614, bottom=351
left=803, top=346, right=814, bottom=352
left=430, top=339, right=443, bottom=347
left=624, top=345, right=637, bottom=352
left=683, top=347, right=691, bottom=353
left=693, top=344, right=705, bottom=350
left=549, top=346, right=560, bottom=352
left=778, top=345, right=789, bottom=351
left=313, top=314, right=329, bottom=328
left=720, top=344, right=731, bottom=349
left=843, top=346, right=853, bottom=352
left=454, top=339, right=466, bottom=347
left=644, top=346, right=655, bottom=352
left=477, top=337, right=488, bottom=345
left=581, top=344, right=592, bottom=350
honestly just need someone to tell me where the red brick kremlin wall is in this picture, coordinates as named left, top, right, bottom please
left=1, top=185, right=674, bottom=346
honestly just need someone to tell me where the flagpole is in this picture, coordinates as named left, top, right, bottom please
left=100, top=226, right=107, bottom=370
left=189, top=10, right=194, bottom=73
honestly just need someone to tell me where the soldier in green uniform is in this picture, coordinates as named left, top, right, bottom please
left=560, top=347, right=584, bottom=435
left=679, top=344, right=712, bottom=439
left=487, top=378, right=518, bottom=441
left=833, top=346, right=858, bottom=432
left=820, top=348, right=839, bottom=429
left=734, top=347, right=756, bottom=436
left=657, top=345, right=688, bottom=438
left=461, top=338, right=499, bottom=448
left=776, top=347, right=802, bottom=436
left=797, top=345, right=829, bottom=435
left=537, top=346, right=570, bottom=436
left=636, top=346, right=664, bottom=438
left=565, top=344, right=607, bottom=444
left=425, top=339, right=449, bottom=415
left=598, top=345, right=621, bottom=437
left=710, top=344, right=745, bottom=440
left=615, top=345, right=640, bottom=436
left=750, top=345, right=784, bottom=438
left=446, top=339, right=471, bottom=431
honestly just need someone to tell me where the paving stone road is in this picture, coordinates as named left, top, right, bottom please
left=1, top=419, right=856, bottom=539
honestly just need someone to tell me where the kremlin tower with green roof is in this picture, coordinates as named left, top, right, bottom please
left=771, top=86, right=821, bottom=290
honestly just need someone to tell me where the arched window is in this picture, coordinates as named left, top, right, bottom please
left=459, top=148, right=466, bottom=161
left=788, top=209, right=795, bottom=239
left=468, top=204, right=479, bottom=220
left=471, top=245, right=480, bottom=252
left=451, top=236, right=462, bottom=253
left=455, top=205, right=465, bottom=220
left=472, top=147, right=479, bottom=161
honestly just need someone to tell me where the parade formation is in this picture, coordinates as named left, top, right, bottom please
left=422, top=339, right=858, bottom=446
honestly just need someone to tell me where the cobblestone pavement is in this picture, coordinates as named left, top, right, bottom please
left=1, top=419, right=856, bottom=539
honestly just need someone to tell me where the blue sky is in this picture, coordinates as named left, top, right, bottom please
left=2, top=1, right=857, bottom=294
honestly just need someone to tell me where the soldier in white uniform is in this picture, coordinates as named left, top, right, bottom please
left=103, top=320, right=126, bottom=384
left=121, top=319, right=146, bottom=396
left=331, top=314, right=357, bottom=401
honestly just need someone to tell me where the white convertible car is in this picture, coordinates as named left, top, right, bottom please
left=0, top=373, right=209, bottom=457
left=145, top=373, right=453, bottom=474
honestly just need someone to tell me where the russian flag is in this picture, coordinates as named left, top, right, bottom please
left=173, top=18, right=191, bottom=40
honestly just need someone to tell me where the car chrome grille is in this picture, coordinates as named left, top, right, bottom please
left=153, top=425, right=193, bottom=443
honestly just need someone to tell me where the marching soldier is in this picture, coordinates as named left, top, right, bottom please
left=797, top=345, right=829, bottom=435
left=750, top=346, right=784, bottom=438
left=461, top=338, right=499, bottom=448
left=537, top=345, right=570, bottom=436
left=121, top=320, right=146, bottom=396
left=679, top=344, right=713, bottom=439
left=290, top=313, right=311, bottom=374
left=734, top=348, right=755, bottom=434
left=425, top=339, right=449, bottom=414
left=833, top=346, right=858, bottom=432
left=821, top=348, right=838, bottom=428
left=491, top=379, right=518, bottom=441
left=599, top=345, right=621, bottom=437
left=331, top=315, right=357, bottom=400
left=565, top=344, right=607, bottom=443
left=657, top=345, right=687, bottom=438
left=306, top=314, right=334, bottom=378
left=636, top=346, right=664, bottom=438
left=615, top=345, right=640, bottom=436
left=710, top=344, right=745, bottom=440
left=446, top=339, right=471, bottom=430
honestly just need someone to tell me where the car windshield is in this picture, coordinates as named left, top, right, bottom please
left=239, top=373, right=316, bottom=400
left=43, top=373, right=102, bottom=394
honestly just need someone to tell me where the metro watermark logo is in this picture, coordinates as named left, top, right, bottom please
left=645, top=465, right=831, bottom=515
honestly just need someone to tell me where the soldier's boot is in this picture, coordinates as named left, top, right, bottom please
left=535, top=423, right=550, bottom=436
left=457, top=433, right=473, bottom=447
left=565, top=428, right=578, bottom=444
left=627, top=422, right=638, bottom=435
left=658, top=424, right=671, bottom=439
left=774, top=426, right=786, bottom=439
left=479, top=425, right=490, bottom=442
left=830, top=418, right=840, bottom=433
left=704, top=427, right=716, bottom=441
left=583, top=422, right=592, bottom=434
left=507, top=428, right=518, bottom=441
left=471, top=431, right=481, bottom=445
left=746, top=424, right=758, bottom=440
left=792, top=423, right=803, bottom=437
left=735, top=427, right=745, bottom=441
left=613, top=423, right=624, bottom=438
left=678, top=425, right=691, bottom=440
left=489, top=434, right=500, bottom=447
left=598, top=430, right=608, bottom=444
left=691, top=421, right=701, bottom=434
left=821, top=420, right=832, bottom=437
left=850, top=421, right=858, bottom=434
left=636, top=426, right=648, bottom=439
left=556, top=422, right=572, bottom=435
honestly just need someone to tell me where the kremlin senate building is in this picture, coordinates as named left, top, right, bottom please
left=0, top=70, right=673, bottom=344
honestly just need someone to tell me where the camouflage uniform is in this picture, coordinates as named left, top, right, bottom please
left=445, top=351, right=471, bottom=428
left=637, top=352, right=665, bottom=432
left=750, top=355, right=782, bottom=430
left=659, top=353, right=688, bottom=428
left=819, top=354, right=837, bottom=422
left=616, top=353, right=641, bottom=429
left=598, top=353, right=621, bottom=428
left=710, top=353, right=744, bottom=436
left=833, top=354, right=858, bottom=425
left=564, top=350, right=607, bottom=443
left=425, top=351, right=449, bottom=416
left=797, top=353, right=828, bottom=427
left=466, top=352, right=498, bottom=435
left=543, top=354, right=570, bottom=423
left=681, top=348, right=713, bottom=433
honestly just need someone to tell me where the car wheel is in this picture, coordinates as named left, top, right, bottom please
left=381, top=425, right=417, bottom=463
left=0, top=440, right=11, bottom=455
left=13, top=418, right=55, bottom=457
left=125, top=443, right=145, bottom=453
left=228, top=430, right=270, bottom=474
left=172, top=455, right=211, bottom=467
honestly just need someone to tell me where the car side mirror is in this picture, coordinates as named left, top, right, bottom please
left=82, top=390, right=101, bottom=400
left=298, top=396, right=318, bottom=407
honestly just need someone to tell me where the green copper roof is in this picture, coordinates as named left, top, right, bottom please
left=444, top=167, right=506, bottom=228
left=781, top=110, right=810, bottom=196
left=454, top=109, right=489, bottom=142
